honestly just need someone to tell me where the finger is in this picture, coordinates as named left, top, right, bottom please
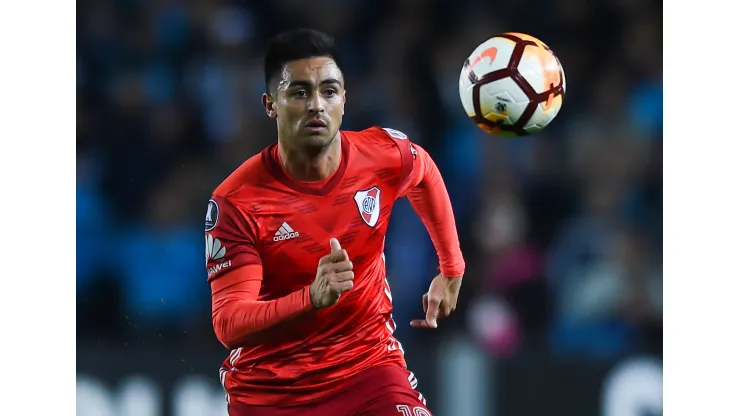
left=422, top=293, right=429, bottom=314
left=327, top=238, right=349, bottom=263
left=410, top=319, right=437, bottom=329
left=425, top=295, right=442, bottom=328
left=319, top=260, right=352, bottom=276
left=329, top=260, right=353, bottom=273
left=327, top=248, right=350, bottom=263
left=439, top=303, right=452, bottom=319
left=333, top=271, right=355, bottom=282
left=317, top=253, right=333, bottom=266
left=332, top=280, right=354, bottom=293
left=329, top=238, right=342, bottom=252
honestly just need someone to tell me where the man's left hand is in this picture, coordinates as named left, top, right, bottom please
left=410, top=274, right=462, bottom=329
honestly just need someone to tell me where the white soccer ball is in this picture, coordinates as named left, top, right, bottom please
left=459, top=32, right=566, bottom=137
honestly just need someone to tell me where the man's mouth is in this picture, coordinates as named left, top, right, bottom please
left=305, top=119, right=327, bottom=128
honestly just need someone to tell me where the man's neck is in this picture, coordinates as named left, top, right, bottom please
left=277, top=133, right=342, bottom=182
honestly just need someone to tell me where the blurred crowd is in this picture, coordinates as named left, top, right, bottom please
left=77, top=0, right=662, bottom=361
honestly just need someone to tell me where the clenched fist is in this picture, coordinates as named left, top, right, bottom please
left=310, top=238, right=355, bottom=309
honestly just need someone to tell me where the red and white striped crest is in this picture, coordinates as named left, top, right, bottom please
left=353, top=186, right=381, bottom=227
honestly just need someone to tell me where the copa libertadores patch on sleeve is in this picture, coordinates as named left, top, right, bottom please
left=205, top=199, right=219, bottom=231
left=382, top=127, right=408, bottom=140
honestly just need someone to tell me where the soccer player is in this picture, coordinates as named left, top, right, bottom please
left=205, top=28, right=465, bottom=416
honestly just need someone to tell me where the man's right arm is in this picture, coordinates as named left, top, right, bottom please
left=211, top=265, right=313, bottom=349
left=206, top=196, right=313, bottom=349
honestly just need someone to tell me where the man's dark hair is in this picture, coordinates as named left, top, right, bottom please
left=263, top=28, right=342, bottom=92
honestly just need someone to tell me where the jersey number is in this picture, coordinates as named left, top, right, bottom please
left=396, top=404, right=432, bottom=416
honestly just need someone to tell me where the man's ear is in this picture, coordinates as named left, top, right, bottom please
left=262, top=93, right=278, bottom=119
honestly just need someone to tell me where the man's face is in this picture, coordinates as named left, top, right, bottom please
left=263, top=57, right=346, bottom=150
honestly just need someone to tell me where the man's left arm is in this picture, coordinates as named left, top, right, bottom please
left=397, top=141, right=466, bottom=329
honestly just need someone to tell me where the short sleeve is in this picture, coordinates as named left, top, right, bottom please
left=204, top=195, right=261, bottom=282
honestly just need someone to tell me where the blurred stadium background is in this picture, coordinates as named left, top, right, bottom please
left=76, top=0, right=662, bottom=415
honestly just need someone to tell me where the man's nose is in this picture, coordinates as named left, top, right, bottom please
left=307, top=92, right=325, bottom=113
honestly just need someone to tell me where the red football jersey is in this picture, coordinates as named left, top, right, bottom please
left=206, top=127, right=420, bottom=405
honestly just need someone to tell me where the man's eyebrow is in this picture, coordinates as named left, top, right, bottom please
left=286, top=80, right=310, bottom=88
left=286, top=78, right=342, bottom=88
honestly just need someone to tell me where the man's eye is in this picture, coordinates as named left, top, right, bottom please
left=294, top=90, right=308, bottom=97
left=325, top=89, right=337, bottom=97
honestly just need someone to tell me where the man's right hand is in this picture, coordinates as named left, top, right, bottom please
left=310, top=238, right=355, bottom=309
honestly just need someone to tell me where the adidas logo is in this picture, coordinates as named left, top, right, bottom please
left=273, top=222, right=300, bottom=242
